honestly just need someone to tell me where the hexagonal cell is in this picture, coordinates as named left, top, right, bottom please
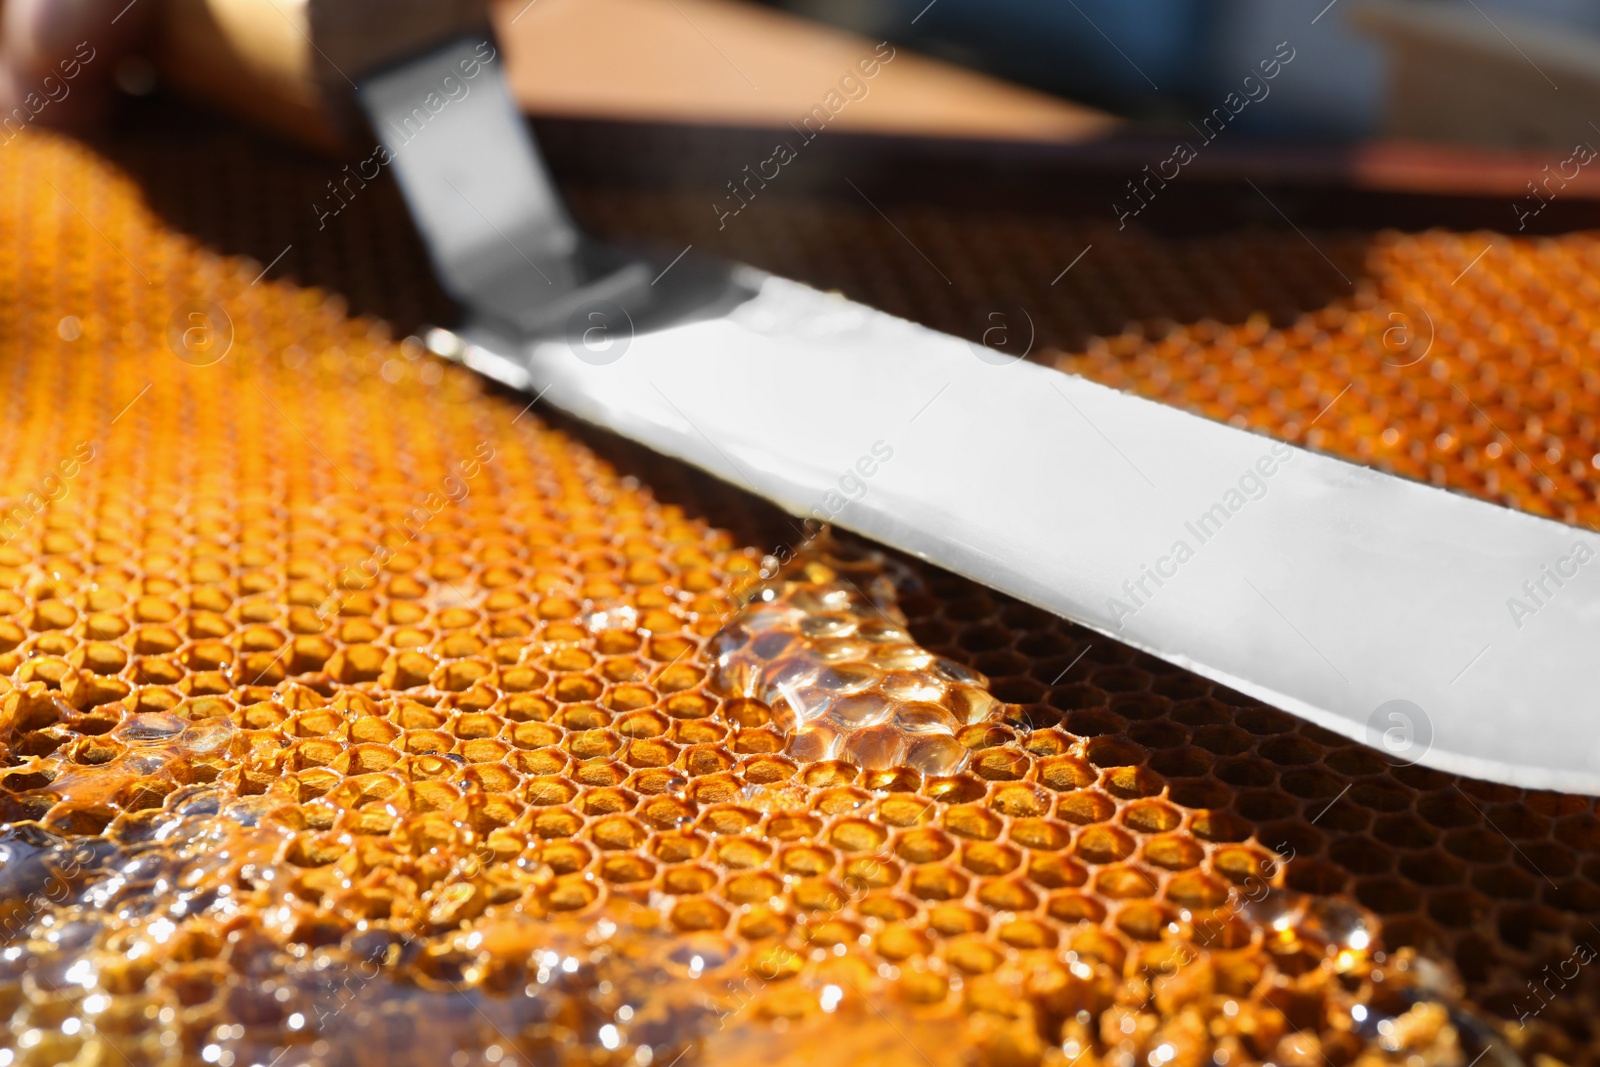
left=3, top=136, right=1599, bottom=1067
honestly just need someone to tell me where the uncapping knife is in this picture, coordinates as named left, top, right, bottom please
left=160, top=7, right=1600, bottom=795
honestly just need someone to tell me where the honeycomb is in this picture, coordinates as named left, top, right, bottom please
left=560, top=181, right=1600, bottom=1065
left=0, top=107, right=1593, bottom=1067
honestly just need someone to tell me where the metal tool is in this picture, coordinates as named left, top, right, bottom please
left=346, top=34, right=1600, bottom=795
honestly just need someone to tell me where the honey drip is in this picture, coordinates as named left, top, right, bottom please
left=0, top=127, right=1537, bottom=1067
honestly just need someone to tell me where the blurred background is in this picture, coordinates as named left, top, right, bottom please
left=763, top=0, right=1600, bottom=145
left=466, top=0, right=1600, bottom=152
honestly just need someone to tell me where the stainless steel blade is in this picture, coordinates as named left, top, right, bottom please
left=441, top=281, right=1600, bottom=795
left=362, top=35, right=1600, bottom=794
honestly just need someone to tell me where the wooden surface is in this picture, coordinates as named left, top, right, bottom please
left=491, top=0, right=1118, bottom=142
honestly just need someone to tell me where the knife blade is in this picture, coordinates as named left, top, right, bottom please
left=359, top=37, right=1600, bottom=795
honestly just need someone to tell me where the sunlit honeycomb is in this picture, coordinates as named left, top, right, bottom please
left=0, top=111, right=1591, bottom=1067
left=568, top=181, right=1600, bottom=1067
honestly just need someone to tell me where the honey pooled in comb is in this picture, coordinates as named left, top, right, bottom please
left=568, top=187, right=1600, bottom=1064
left=0, top=127, right=1544, bottom=1067
left=709, top=538, right=1002, bottom=777
left=0, top=549, right=1506, bottom=1067
left=12, top=709, right=238, bottom=831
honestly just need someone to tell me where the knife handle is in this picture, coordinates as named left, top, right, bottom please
left=153, top=0, right=493, bottom=152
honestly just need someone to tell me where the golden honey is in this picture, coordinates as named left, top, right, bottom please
left=0, top=126, right=1591, bottom=1067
